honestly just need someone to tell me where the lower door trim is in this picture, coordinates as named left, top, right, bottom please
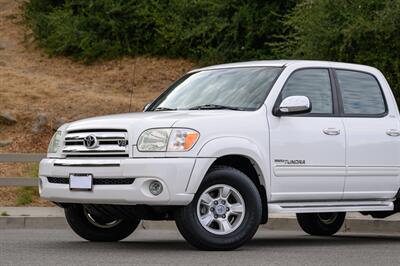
left=268, top=200, right=394, bottom=214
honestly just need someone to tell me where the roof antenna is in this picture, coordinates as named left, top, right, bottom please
left=129, top=39, right=139, bottom=113
left=128, top=56, right=137, bottom=112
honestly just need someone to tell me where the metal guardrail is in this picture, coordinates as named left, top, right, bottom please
left=0, top=153, right=46, bottom=186
left=0, top=153, right=46, bottom=163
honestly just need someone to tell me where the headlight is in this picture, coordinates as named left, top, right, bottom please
left=48, top=131, right=62, bottom=154
left=137, top=128, right=171, bottom=152
left=137, top=128, right=199, bottom=152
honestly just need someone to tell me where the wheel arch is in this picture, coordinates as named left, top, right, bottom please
left=187, top=137, right=270, bottom=223
left=208, top=155, right=269, bottom=224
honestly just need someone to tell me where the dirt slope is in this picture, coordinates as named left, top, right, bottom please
left=0, top=0, right=194, bottom=206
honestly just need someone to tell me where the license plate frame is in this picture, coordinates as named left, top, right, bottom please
left=69, top=174, right=93, bottom=191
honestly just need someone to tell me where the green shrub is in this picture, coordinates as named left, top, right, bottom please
left=25, top=163, right=39, bottom=178
left=24, top=0, right=400, bottom=100
left=273, top=0, right=400, bottom=100
left=0, top=211, right=10, bottom=217
left=24, top=0, right=296, bottom=63
left=14, top=164, right=40, bottom=206
left=16, top=187, right=38, bottom=206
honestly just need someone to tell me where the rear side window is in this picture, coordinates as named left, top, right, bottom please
left=280, top=69, right=333, bottom=114
left=336, top=70, right=386, bottom=115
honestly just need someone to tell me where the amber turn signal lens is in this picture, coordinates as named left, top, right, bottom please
left=168, top=129, right=200, bottom=151
left=183, top=132, right=199, bottom=150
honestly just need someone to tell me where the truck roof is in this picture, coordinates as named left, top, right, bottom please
left=190, top=60, right=378, bottom=73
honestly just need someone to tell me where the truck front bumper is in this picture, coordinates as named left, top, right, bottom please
left=39, top=158, right=211, bottom=206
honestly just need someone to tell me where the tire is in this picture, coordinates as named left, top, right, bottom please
left=65, top=205, right=140, bottom=242
left=296, top=212, right=346, bottom=236
left=175, top=165, right=262, bottom=250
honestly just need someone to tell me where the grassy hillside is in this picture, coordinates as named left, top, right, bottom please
left=0, top=0, right=193, bottom=206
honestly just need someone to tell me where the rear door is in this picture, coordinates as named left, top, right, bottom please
left=335, top=69, right=400, bottom=200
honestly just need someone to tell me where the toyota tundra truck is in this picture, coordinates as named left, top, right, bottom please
left=39, top=60, right=400, bottom=250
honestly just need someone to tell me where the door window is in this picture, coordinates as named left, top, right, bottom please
left=280, top=69, right=333, bottom=114
left=336, top=70, right=386, bottom=115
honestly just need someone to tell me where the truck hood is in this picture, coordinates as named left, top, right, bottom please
left=64, top=110, right=243, bottom=141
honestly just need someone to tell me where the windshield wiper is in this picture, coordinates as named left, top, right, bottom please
left=188, top=104, right=244, bottom=111
left=153, top=107, right=177, bottom=111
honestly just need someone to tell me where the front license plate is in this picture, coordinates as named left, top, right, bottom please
left=69, top=174, right=93, bottom=191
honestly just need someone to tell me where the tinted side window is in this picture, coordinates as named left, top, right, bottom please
left=336, top=70, right=386, bottom=115
left=281, top=69, right=333, bottom=114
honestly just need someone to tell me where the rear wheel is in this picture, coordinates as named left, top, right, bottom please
left=65, top=205, right=140, bottom=242
left=296, top=212, right=346, bottom=236
left=175, top=166, right=262, bottom=250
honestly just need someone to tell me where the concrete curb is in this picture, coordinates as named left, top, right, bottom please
left=1, top=216, right=400, bottom=233
left=0, top=216, right=67, bottom=229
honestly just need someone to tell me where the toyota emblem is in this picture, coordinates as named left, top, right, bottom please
left=84, top=135, right=98, bottom=149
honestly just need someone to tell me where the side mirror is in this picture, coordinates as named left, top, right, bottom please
left=143, top=103, right=151, bottom=112
left=276, top=96, right=311, bottom=116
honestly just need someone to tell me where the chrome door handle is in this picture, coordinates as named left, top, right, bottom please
left=386, top=129, right=400, bottom=137
left=323, top=128, right=340, bottom=136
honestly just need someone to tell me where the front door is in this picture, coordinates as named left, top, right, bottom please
left=268, top=68, right=346, bottom=202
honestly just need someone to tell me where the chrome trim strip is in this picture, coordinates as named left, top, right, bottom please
left=281, top=203, right=389, bottom=208
left=65, top=132, right=127, bottom=139
left=63, top=146, right=126, bottom=152
left=53, top=159, right=120, bottom=167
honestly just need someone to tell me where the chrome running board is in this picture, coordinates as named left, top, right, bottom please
left=268, top=200, right=394, bottom=213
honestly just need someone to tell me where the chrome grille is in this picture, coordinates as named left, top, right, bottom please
left=63, top=130, right=129, bottom=157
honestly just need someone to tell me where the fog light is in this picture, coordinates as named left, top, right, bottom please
left=149, top=181, right=163, bottom=196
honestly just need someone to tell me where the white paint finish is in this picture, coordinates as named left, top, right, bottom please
left=40, top=158, right=196, bottom=205
left=347, top=166, right=399, bottom=176
left=40, top=60, right=400, bottom=212
left=271, top=165, right=400, bottom=200
left=268, top=116, right=346, bottom=201
left=174, top=106, right=272, bottom=197
left=344, top=166, right=400, bottom=199
left=273, top=166, right=345, bottom=177
left=264, top=62, right=346, bottom=201
left=341, top=71, right=400, bottom=199
left=264, top=60, right=400, bottom=203
left=185, top=157, right=216, bottom=193
left=344, top=166, right=399, bottom=199
left=343, top=118, right=400, bottom=166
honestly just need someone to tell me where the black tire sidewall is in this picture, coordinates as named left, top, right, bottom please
left=296, top=212, right=346, bottom=236
left=175, top=166, right=262, bottom=250
left=65, top=205, right=140, bottom=242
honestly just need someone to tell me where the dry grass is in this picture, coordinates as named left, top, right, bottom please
left=0, top=0, right=195, bottom=206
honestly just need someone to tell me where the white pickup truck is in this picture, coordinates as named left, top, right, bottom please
left=39, top=60, right=400, bottom=250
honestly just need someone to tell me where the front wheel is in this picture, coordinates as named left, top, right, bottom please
left=65, top=205, right=140, bottom=242
left=296, top=212, right=346, bottom=236
left=175, top=166, right=262, bottom=250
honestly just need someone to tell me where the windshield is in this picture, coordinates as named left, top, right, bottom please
left=148, top=67, right=282, bottom=111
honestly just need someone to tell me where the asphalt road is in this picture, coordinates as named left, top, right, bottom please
left=1, top=229, right=400, bottom=266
